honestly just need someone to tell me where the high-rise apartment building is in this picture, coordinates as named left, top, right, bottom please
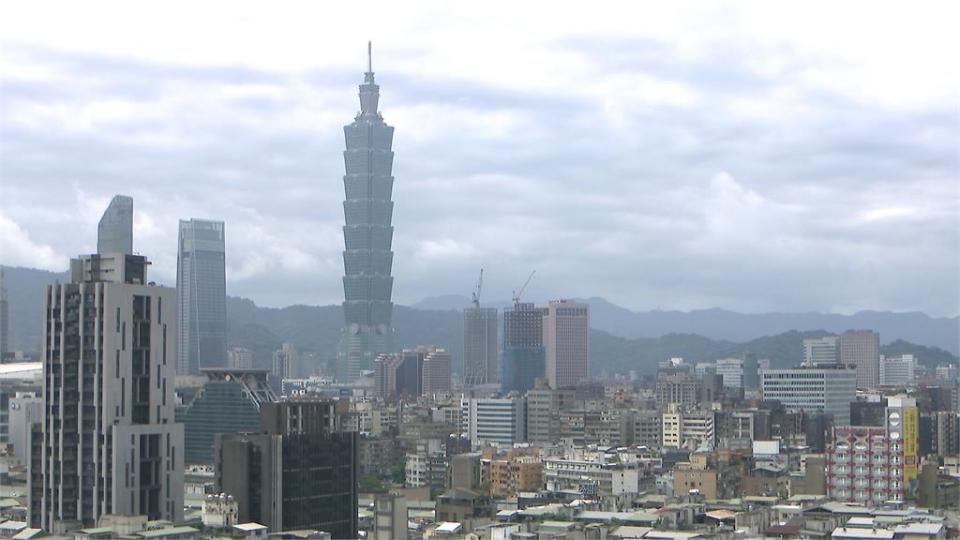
left=655, top=368, right=700, bottom=411
left=803, top=336, right=840, bottom=367
left=272, top=343, right=300, bottom=382
left=543, top=300, right=589, bottom=388
left=825, top=396, right=918, bottom=505
left=337, top=45, right=396, bottom=383
left=463, top=307, right=498, bottom=386
left=761, top=366, right=857, bottom=425
left=661, top=404, right=716, bottom=450
left=176, top=219, right=226, bottom=375
left=501, top=303, right=545, bottom=393
left=227, top=347, right=253, bottom=369
left=31, top=253, right=183, bottom=531
left=215, top=400, right=358, bottom=538
left=840, top=330, right=880, bottom=388
left=0, top=268, right=8, bottom=359
left=96, top=195, right=133, bottom=255
left=422, top=346, right=452, bottom=394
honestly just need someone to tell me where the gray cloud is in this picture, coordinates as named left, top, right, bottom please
left=0, top=33, right=957, bottom=317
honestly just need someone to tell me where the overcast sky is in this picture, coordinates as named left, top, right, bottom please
left=1, top=1, right=957, bottom=315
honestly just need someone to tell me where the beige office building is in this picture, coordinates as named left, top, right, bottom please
left=840, top=330, right=880, bottom=389
left=542, top=300, right=589, bottom=388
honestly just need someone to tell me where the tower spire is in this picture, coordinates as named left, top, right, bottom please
left=368, top=40, right=372, bottom=73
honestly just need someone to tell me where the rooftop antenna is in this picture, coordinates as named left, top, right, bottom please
left=367, top=40, right=372, bottom=73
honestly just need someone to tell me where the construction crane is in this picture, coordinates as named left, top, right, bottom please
left=471, top=268, right=484, bottom=308
left=512, top=270, right=536, bottom=306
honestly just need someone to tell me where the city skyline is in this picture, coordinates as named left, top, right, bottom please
left=0, top=3, right=957, bottom=318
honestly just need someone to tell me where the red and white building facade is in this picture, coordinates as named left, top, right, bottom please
left=825, top=425, right=906, bottom=504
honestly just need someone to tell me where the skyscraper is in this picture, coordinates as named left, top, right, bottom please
left=463, top=307, right=498, bottom=386
left=31, top=253, right=183, bottom=531
left=96, top=194, right=133, bottom=255
left=0, top=268, right=8, bottom=359
left=840, top=330, right=880, bottom=389
left=176, top=219, right=227, bottom=375
left=542, top=299, right=589, bottom=388
left=501, top=303, right=545, bottom=393
left=337, top=43, right=396, bottom=382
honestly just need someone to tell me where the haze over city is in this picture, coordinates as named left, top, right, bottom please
left=1, top=1, right=958, bottom=316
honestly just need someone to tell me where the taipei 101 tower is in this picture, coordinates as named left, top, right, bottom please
left=337, top=42, right=396, bottom=382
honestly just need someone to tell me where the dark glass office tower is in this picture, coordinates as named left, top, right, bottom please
left=215, top=400, right=358, bottom=538
left=337, top=43, right=395, bottom=382
left=177, top=219, right=227, bottom=375
left=501, top=303, right=546, bottom=393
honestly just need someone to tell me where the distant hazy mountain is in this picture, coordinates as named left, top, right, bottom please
left=1, top=266, right=69, bottom=352
left=579, top=296, right=959, bottom=354
left=415, top=294, right=959, bottom=355
left=4, top=267, right=957, bottom=376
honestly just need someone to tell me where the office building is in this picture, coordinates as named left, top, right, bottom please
left=176, top=219, right=227, bottom=375
left=803, top=336, right=840, bottom=367
left=501, top=303, right=545, bottom=393
left=463, top=307, right=498, bottom=386
left=337, top=45, right=396, bottom=383
left=840, top=330, right=880, bottom=388
left=374, top=347, right=425, bottom=400
left=31, top=252, right=183, bottom=531
left=461, top=397, right=526, bottom=447
left=0, top=268, right=8, bottom=359
left=742, top=352, right=760, bottom=390
left=215, top=400, right=358, bottom=537
left=0, top=362, right=41, bottom=451
left=761, top=366, right=857, bottom=425
left=96, top=194, right=133, bottom=255
left=7, top=392, right=41, bottom=465
left=422, top=346, right=452, bottom=394
left=176, top=368, right=277, bottom=465
left=542, top=299, right=589, bottom=388
left=880, top=354, right=917, bottom=387
left=715, top=357, right=743, bottom=388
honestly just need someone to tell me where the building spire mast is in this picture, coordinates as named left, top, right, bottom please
left=368, top=40, right=372, bottom=73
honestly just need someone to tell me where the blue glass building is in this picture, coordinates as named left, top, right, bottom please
left=501, top=303, right=545, bottom=393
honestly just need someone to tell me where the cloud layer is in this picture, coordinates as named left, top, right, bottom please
left=1, top=1, right=957, bottom=315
